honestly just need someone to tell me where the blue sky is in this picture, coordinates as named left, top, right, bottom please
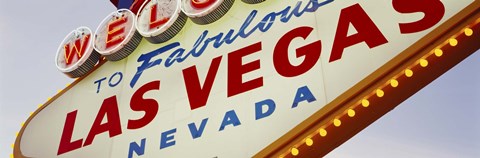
left=0, top=0, right=478, bottom=157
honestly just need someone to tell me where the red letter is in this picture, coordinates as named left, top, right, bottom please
left=128, top=0, right=145, bottom=14
left=64, top=34, right=90, bottom=65
left=183, top=56, right=222, bottom=110
left=106, top=17, right=127, bottom=49
left=393, top=0, right=445, bottom=34
left=227, top=42, right=263, bottom=97
left=127, top=81, right=160, bottom=129
left=57, top=110, right=83, bottom=155
left=273, top=27, right=321, bottom=77
left=330, top=4, right=388, bottom=62
left=191, top=0, right=215, bottom=9
left=149, top=4, right=169, bottom=29
left=84, top=96, right=122, bottom=146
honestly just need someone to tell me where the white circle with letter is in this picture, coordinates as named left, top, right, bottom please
left=55, top=26, right=100, bottom=78
left=136, top=0, right=187, bottom=44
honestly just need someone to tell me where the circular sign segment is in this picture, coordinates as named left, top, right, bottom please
left=136, top=0, right=187, bottom=44
left=55, top=27, right=100, bottom=78
left=181, top=0, right=235, bottom=24
left=94, top=9, right=142, bottom=61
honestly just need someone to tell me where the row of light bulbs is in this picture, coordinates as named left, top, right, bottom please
left=279, top=18, right=478, bottom=158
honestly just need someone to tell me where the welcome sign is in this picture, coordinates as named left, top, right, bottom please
left=14, top=0, right=477, bottom=157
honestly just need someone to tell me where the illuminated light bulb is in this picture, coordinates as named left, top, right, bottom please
left=420, top=59, right=428, bottom=67
left=319, top=128, right=327, bottom=137
left=11, top=144, right=14, bottom=148
left=465, top=28, right=473, bottom=36
left=305, top=138, right=313, bottom=146
left=58, top=89, right=62, bottom=93
left=434, top=49, right=443, bottom=57
left=10, top=154, right=13, bottom=158
left=38, top=104, right=43, bottom=108
left=347, top=109, right=355, bottom=117
left=376, top=89, right=384, bottom=98
left=47, top=97, right=52, bottom=101
left=449, top=38, right=458, bottom=46
left=390, top=79, right=399, bottom=88
left=66, top=83, right=71, bottom=87
left=291, top=148, right=299, bottom=156
left=21, top=122, right=25, bottom=127
left=361, top=99, right=370, bottom=107
left=405, top=69, right=413, bottom=77
left=333, top=119, right=341, bottom=127
left=29, top=112, right=33, bottom=116
left=15, top=132, right=19, bottom=137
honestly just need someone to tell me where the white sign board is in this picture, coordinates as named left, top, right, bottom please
left=16, top=0, right=474, bottom=157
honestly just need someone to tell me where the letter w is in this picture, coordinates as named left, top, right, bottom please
left=64, top=34, right=90, bottom=65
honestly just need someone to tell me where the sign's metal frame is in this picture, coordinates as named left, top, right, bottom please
left=13, top=1, right=480, bottom=157
left=254, top=1, right=480, bottom=157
